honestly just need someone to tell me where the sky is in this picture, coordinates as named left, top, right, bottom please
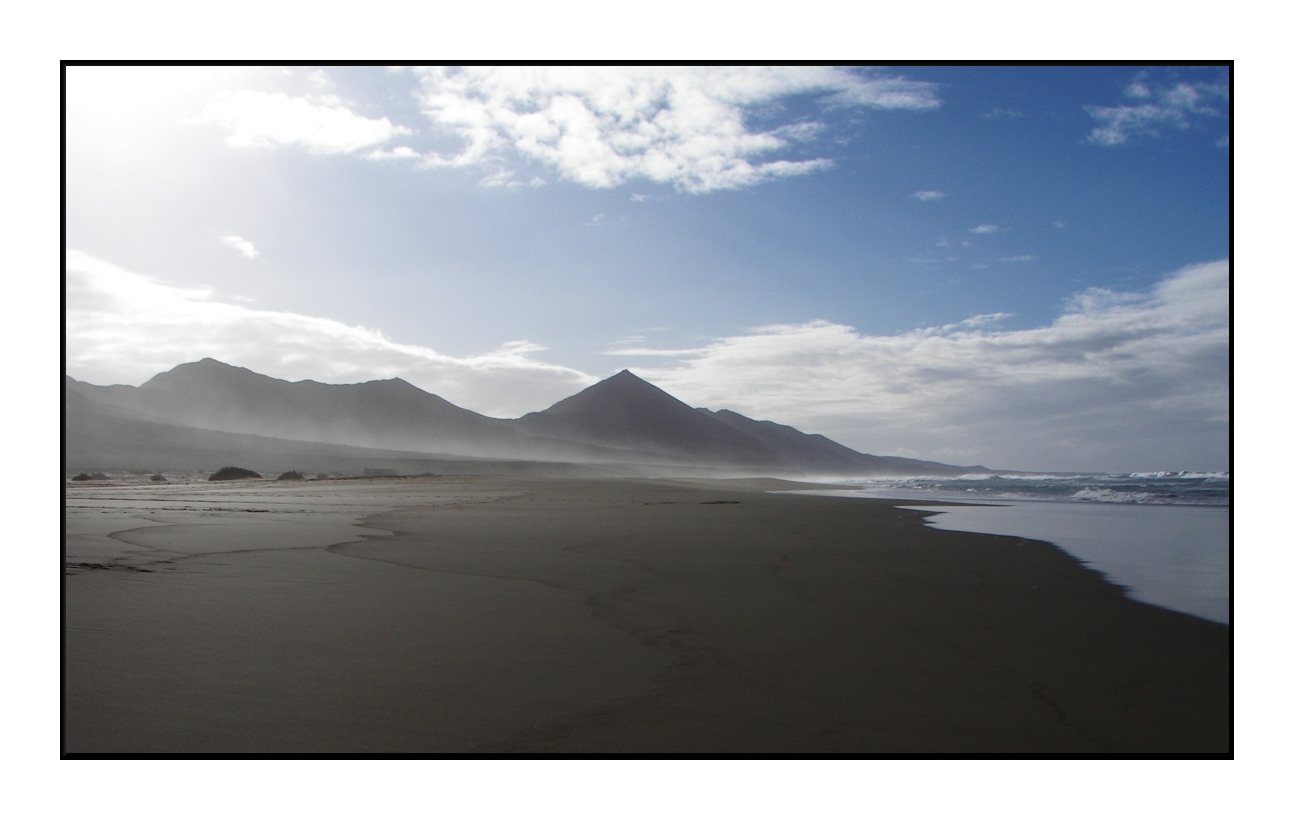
left=64, top=65, right=1231, bottom=473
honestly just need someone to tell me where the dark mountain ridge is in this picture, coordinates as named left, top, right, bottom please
left=74, top=359, right=515, bottom=451
left=66, top=359, right=989, bottom=477
left=67, top=360, right=661, bottom=465
left=515, top=370, right=784, bottom=465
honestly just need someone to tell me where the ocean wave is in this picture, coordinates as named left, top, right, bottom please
left=1069, top=488, right=1228, bottom=506
left=816, top=472, right=1229, bottom=507
left=1072, top=488, right=1158, bottom=504
left=954, top=473, right=1077, bottom=481
left=1128, top=470, right=1229, bottom=481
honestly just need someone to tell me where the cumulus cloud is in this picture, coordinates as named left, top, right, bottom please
left=912, top=190, right=945, bottom=201
left=219, top=234, right=258, bottom=259
left=64, top=252, right=595, bottom=417
left=411, top=66, right=939, bottom=193
left=197, top=90, right=413, bottom=154
left=1086, top=76, right=1228, bottom=146
left=630, top=261, right=1229, bottom=472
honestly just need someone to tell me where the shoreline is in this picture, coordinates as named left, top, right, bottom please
left=899, top=501, right=1230, bottom=624
left=64, top=475, right=1230, bottom=754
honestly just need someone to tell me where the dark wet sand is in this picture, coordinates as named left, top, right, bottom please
left=64, top=476, right=1230, bottom=754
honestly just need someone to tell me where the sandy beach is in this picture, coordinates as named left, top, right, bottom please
left=63, top=475, right=1230, bottom=754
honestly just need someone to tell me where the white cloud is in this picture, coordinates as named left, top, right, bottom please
left=912, top=190, right=945, bottom=201
left=999, top=255, right=1036, bottom=262
left=64, top=252, right=595, bottom=418
left=197, top=90, right=413, bottom=154
left=219, top=234, right=258, bottom=259
left=1125, top=82, right=1153, bottom=100
left=970, top=224, right=1000, bottom=234
left=1086, top=76, right=1228, bottom=146
left=366, top=145, right=421, bottom=161
left=630, top=261, right=1230, bottom=472
left=411, top=66, right=939, bottom=193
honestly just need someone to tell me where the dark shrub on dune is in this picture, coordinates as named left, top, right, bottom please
left=209, top=466, right=262, bottom=481
left=72, top=472, right=109, bottom=481
left=276, top=471, right=305, bottom=481
left=150, top=473, right=168, bottom=482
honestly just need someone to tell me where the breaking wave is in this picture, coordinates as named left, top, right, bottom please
left=819, top=471, right=1229, bottom=507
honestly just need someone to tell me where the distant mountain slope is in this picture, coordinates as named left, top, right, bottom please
left=515, top=370, right=986, bottom=476
left=66, top=360, right=989, bottom=477
left=63, top=392, right=634, bottom=478
left=701, top=408, right=983, bottom=476
left=514, top=370, right=782, bottom=465
left=72, top=359, right=522, bottom=456
left=66, top=394, right=417, bottom=474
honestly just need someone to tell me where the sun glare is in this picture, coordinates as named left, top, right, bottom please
left=67, top=65, right=224, bottom=120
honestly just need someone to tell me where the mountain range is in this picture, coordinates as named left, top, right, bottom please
left=65, top=359, right=987, bottom=478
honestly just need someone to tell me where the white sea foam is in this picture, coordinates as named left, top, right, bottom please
left=1071, top=488, right=1159, bottom=504
left=808, top=471, right=1229, bottom=507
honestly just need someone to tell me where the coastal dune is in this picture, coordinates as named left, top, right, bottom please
left=63, top=476, right=1230, bottom=754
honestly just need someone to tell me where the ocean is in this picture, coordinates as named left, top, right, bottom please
left=780, top=472, right=1231, bottom=624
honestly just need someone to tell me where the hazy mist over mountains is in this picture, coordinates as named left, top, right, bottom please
left=65, top=359, right=986, bottom=478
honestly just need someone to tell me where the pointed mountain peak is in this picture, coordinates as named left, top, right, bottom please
left=588, top=369, right=649, bottom=389
left=599, top=369, right=657, bottom=390
left=538, top=369, right=683, bottom=415
left=527, top=369, right=698, bottom=426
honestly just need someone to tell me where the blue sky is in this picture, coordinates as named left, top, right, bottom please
left=65, top=65, right=1230, bottom=472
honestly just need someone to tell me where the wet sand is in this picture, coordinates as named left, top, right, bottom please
left=64, top=476, right=1230, bottom=754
